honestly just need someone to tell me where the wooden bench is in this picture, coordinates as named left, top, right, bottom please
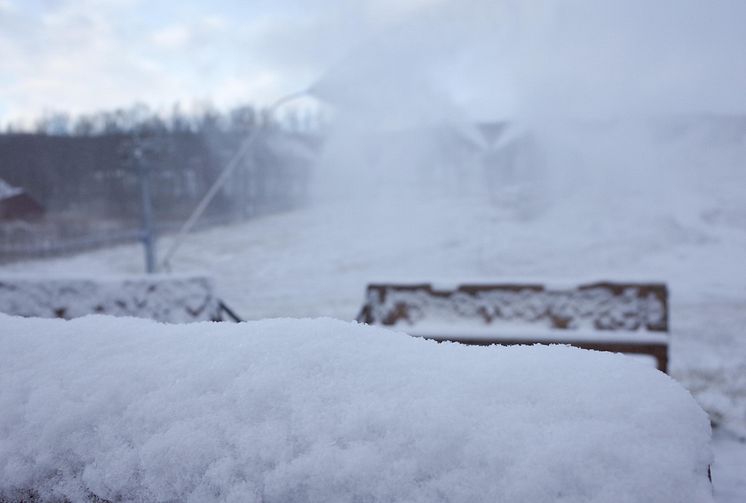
left=0, top=275, right=223, bottom=323
left=357, top=281, right=669, bottom=372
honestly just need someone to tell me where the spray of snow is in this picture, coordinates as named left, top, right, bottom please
left=306, top=0, right=746, bottom=245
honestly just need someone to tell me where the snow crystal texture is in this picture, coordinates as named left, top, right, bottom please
left=0, top=315, right=712, bottom=503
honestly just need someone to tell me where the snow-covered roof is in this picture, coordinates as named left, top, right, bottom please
left=0, top=179, right=22, bottom=200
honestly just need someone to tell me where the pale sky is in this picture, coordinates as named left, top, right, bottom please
left=0, top=0, right=442, bottom=123
left=1, top=0, right=745, bottom=125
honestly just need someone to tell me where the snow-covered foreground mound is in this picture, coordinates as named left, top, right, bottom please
left=1, top=315, right=712, bottom=503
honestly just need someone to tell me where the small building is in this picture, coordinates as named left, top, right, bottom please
left=0, top=179, right=45, bottom=221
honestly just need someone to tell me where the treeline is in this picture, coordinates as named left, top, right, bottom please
left=6, top=102, right=319, bottom=137
left=0, top=103, right=321, bottom=259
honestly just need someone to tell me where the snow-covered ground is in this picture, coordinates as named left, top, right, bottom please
left=3, top=116, right=746, bottom=499
left=2, top=1, right=745, bottom=500
left=3, top=191, right=745, bottom=500
left=1, top=315, right=714, bottom=502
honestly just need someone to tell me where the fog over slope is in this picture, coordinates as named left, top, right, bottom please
left=303, top=0, right=746, bottom=263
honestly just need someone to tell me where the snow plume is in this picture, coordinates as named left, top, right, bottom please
left=310, top=0, right=746, bottom=121
left=0, top=315, right=712, bottom=503
left=307, top=0, right=746, bottom=233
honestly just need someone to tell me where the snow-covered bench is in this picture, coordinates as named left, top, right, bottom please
left=0, top=275, right=222, bottom=323
left=357, top=281, right=670, bottom=372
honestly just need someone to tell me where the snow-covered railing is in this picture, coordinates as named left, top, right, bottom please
left=357, top=281, right=670, bottom=371
left=0, top=275, right=221, bottom=323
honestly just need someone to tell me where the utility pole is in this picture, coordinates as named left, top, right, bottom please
left=122, top=134, right=158, bottom=274
left=136, top=147, right=157, bottom=274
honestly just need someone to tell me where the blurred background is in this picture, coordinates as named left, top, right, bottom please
left=0, top=1, right=745, bottom=498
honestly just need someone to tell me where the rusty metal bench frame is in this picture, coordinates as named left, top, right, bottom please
left=357, top=281, right=669, bottom=372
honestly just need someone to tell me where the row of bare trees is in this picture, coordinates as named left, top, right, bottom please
left=0, top=104, right=320, bottom=260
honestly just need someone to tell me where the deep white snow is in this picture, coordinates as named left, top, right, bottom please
left=1, top=116, right=745, bottom=500
left=2, top=192, right=743, bottom=500
left=4, top=195, right=744, bottom=438
left=0, top=315, right=713, bottom=503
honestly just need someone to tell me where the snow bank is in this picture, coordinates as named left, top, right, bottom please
left=0, top=275, right=219, bottom=322
left=0, top=315, right=712, bottom=503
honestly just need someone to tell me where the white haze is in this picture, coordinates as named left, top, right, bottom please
left=303, top=0, right=746, bottom=235
left=311, top=0, right=746, bottom=119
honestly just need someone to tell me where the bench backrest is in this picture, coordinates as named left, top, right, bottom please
left=358, top=281, right=668, bottom=332
left=0, top=275, right=222, bottom=323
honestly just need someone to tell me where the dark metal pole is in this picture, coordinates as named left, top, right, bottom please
left=137, top=151, right=157, bottom=274
left=159, top=90, right=308, bottom=271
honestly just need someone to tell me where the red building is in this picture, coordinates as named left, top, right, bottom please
left=0, top=179, right=45, bottom=221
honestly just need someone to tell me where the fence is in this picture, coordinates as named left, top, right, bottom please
left=0, top=127, right=319, bottom=264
